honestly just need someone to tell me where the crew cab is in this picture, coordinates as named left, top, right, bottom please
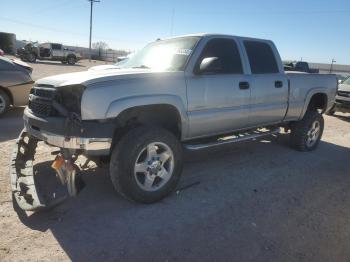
left=11, top=34, right=337, bottom=211
left=18, top=42, right=81, bottom=65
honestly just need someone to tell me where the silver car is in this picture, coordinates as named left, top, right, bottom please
left=0, top=56, right=33, bottom=116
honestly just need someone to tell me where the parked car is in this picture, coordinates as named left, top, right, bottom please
left=0, top=49, right=4, bottom=56
left=18, top=42, right=81, bottom=65
left=0, top=56, right=33, bottom=116
left=336, top=73, right=350, bottom=84
left=284, top=61, right=319, bottom=73
left=11, top=33, right=337, bottom=211
left=327, top=76, right=350, bottom=115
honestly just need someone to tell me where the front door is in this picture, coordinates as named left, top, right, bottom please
left=186, top=38, right=251, bottom=138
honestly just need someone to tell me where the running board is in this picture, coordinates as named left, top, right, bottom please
left=184, top=128, right=280, bottom=151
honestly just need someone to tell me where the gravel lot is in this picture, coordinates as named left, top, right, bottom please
left=0, top=61, right=350, bottom=261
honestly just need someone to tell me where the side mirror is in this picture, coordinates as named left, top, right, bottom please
left=338, top=79, right=342, bottom=84
left=196, top=57, right=221, bottom=74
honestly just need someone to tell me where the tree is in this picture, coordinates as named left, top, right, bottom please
left=92, top=41, right=109, bottom=58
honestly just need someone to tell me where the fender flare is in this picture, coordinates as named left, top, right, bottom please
left=299, top=87, right=328, bottom=119
left=105, top=94, right=189, bottom=138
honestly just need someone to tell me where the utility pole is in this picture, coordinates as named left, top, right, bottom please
left=330, top=58, right=336, bottom=73
left=170, top=8, right=175, bottom=36
left=88, top=0, right=100, bottom=61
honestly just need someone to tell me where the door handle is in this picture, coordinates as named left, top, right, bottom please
left=239, top=81, right=250, bottom=90
left=275, top=81, right=283, bottom=88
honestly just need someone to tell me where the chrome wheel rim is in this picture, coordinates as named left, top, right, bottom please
left=134, top=142, right=174, bottom=192
left=306, top=120, right=321, bottom=147
left=28, top=53, right=35, bottom=62
left=0, top=95, right=5, bottom=113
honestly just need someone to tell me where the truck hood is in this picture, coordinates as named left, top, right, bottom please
left=35, top=68, right=162, bottom=87
left=88, top=64, right=120, bottom=71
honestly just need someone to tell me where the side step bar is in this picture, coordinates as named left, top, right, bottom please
left=184, top=128, right=280, bottom=151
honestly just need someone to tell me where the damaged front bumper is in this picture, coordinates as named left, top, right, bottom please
left=10, top=109, right=115, bottom=212
left=23, top=107, right=113, bottom=155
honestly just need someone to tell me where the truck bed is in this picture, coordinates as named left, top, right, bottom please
left=285, top=72, right=337, bottom=121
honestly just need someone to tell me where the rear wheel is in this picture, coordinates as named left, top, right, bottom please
left=109, top=126, right=183, bottom=203
left=67, top=56, right=76, bottom=65
left=290, top=110, right=324, bottom=151
left=0, top=90, right=10, bottom=116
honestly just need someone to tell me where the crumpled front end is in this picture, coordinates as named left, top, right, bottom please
left=10, top=83, right=113, bottom=212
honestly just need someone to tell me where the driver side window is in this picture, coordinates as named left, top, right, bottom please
left=196, top=38, right=243, bottom=74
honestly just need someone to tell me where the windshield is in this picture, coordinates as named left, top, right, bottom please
left=119, top=36, right=200, bottom=71
left=342, top=76, right=350, bottom=85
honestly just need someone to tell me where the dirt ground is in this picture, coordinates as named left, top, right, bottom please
left=1, top=60, right=350, bottom=261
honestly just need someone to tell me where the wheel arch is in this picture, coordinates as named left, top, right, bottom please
left=299, top=89, right=329, bottom=119
left=0, top=86, right=13, bottom=105
left=106, top=95, right=188, bottom=138
left=67, top=53, right=76, bottom=59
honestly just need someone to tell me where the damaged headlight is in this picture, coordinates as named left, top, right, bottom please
left=55, top=85, right=85, bottom=115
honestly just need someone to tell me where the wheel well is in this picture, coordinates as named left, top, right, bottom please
left=0, top=86, right=13, bottom=105
left=308, top=93, right=327, bottom=113
left=113, top=104, right=182, bottom=143
left=67, top=54, right=76, bottom=59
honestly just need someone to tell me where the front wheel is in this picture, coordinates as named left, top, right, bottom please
left=27, top=53, right=36, bottom=63
left=290, top=110, right=324, bottom=151
left=0, top=90, right=10, bottom=116
left=109, top=126, right=183, bottom=203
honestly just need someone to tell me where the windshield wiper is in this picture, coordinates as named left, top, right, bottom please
left=132, top=65, right=150, bottom=69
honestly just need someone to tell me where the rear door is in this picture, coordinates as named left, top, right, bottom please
left=242, top=40, right=288, bottom=126
left=51, top=44, right=63, bottom=58
left=186, top=37, right=251, bottom=138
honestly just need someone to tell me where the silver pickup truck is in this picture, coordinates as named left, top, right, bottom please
left=11, top=34, right=337, bottom=211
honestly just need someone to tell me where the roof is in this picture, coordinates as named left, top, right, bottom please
left=161, top=33, right=271, bottom=43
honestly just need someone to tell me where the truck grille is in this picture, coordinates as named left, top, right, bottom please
left=28, top=85, right=56, bottom=117
left=338, top=91, right=350, bottom=97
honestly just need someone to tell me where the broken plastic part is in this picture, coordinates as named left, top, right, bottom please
left=10, top=130, right=85, bottom=212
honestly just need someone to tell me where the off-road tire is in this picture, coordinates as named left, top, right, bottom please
left=27, top=52, right=37, bottom=63
left=109, top=126, right=183, bottom=203
left=290, top=110, right=324, bottom=151
left=0, top=90, right=10, bottom=116
left=67, top=55, right=76, bottom=65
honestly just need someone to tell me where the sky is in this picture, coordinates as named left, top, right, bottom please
left=1, top=0, right=350, bottom=64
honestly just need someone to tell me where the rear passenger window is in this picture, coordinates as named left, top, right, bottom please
left=51, top=44, right=62, bottom=50
left=198, top=38, right=243, bottom=74
left=244, top=41, right=279, bottom=74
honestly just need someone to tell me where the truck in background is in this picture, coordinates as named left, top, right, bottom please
left=18, top=42, right=81, bottom=65
left=284, top=61, right=319, bottom=73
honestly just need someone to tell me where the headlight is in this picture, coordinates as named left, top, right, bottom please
left=55, top=85, right=85, bottom=115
